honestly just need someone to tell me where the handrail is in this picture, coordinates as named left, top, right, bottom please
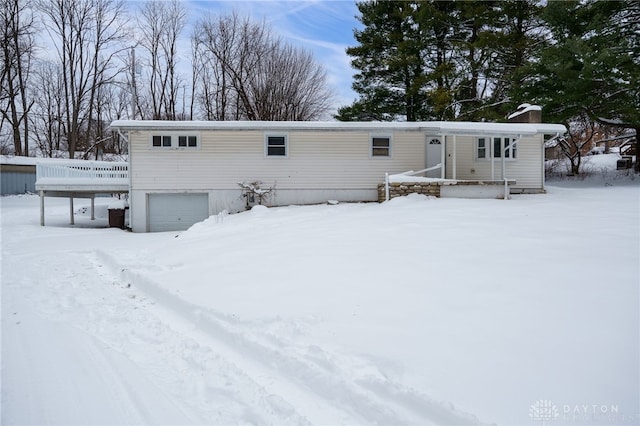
left=36, top=160, right=128, bottom=182
left=385, top=163, right=442, bottom=201
left=396, top=163, right=442, bottom=177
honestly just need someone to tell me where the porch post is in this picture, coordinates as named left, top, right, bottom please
left=69, top=197, right=74, bottom=225
left=90, top=195, right=95, bottom=220
left=452, top=135, right=457, bottom=180
left=490, top=137, right=495, bottom=180
left=440, top=134, right=446, bottom=179
left=502, top=139, right=506, bottom=180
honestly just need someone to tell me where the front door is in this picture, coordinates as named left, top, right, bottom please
left=426, top=136, right=443, bottom=178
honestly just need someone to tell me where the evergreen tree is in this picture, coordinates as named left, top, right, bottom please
left=339, top=1, right=430, bottom=121
left=338, top=0, right=545, bottom=122
left=514, top=0, right=639, bottom=170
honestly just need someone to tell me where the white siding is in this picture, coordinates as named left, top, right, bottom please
left=445, top=134, right=543, bottom=190
left=129, top=129, right=425, bottom=191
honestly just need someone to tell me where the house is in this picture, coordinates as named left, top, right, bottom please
left=109, top=120, right=566, bottom=232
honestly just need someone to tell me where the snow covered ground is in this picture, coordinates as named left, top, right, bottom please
left=2, top=178, right=639, bottom=425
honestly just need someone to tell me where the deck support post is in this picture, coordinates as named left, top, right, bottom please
left=40, top=190, right=45, bottom=226
left=69, top=197, right=74, bottom=225
left=90, top=196, right=95, bottom=220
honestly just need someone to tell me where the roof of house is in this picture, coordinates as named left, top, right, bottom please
left=110, top=120, right=566, bottom=136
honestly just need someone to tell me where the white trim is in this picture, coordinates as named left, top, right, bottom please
left=264, top=133, right=288, bottom=157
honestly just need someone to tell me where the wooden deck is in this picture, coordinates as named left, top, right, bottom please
left=36, top=159, right=129, bottom=226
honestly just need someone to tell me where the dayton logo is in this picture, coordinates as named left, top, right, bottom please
left=529, top=400, right=559, bottom=425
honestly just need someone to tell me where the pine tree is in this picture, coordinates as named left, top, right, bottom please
left=514, top=0, right=639, bottom=170
left=338, top=0, right=546, bottom=123
left=338, top=1, right=431, bottom=121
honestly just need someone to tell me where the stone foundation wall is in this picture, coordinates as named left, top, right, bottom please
left=377, top=182, right=441, bottom=202
left=378, top=180, right=515, bottom=202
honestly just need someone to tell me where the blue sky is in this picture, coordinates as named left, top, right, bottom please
left=183, top=0, right=363, bottom=111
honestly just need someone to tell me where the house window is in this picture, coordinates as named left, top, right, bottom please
left=477, top=137, right=516, bottom=159
left=152, top=133, right=199, bottom=149
left=371, top=136, right=391, bottom=157
left=178, top=135, right=198, bottom=147
left=477, top=138, right=487, bottom=159
left=266, top=135, right=287, bottom=156
left=153, top=135, right=172, bottom=147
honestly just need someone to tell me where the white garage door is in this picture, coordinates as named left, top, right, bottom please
left=148, top=193, right=209, bottom=232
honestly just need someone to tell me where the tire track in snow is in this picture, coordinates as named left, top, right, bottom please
left=8, top=247, right=311, bottom=425
left=96, top=250, right=482, bottom=425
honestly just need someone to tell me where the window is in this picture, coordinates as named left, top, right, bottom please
left=371, top=136, right=391, bottom=157
left=266, top=135, right=287, bottom=156
left=151, top=133, right=199, bottom=149
left=477, top=136, right=516, bottom=159
left=153, top=135, right=172, bottom=147
left=477, top=138, right=487, bottom=159
left=178, top=135, right=197, bottom=147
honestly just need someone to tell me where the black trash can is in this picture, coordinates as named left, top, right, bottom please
left=108, top=208, right=125, bottom=229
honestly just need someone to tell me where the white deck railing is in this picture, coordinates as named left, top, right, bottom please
left=36, top=159, right=128, bottom=182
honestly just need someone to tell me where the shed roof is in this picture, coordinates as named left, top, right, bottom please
left=110, top=120, right=566, bottom=136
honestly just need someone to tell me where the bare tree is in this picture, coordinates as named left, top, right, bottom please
left=29, top=61, right=65, bottom=157
left=0, top=0, right=36, bottom=156
left=38, top=0, right=127, bottom=159
left=137, top=0, right=186, bottom=120
left=559, top=114, right=597, bottom=175
left=193, top=12, right=332, bottom=121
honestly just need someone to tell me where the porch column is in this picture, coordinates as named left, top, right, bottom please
left=491, top=137, right=495, bottom=180
left=452, top=135, right=457, bottom=180
left=440, top=134, right=446, bottom=179
left=91, top=196, right=95, bottom=220
left=501, top=138, right=506, bottom=180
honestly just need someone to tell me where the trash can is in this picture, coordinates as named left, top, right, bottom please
left=108, top=208, right=125, bottom=229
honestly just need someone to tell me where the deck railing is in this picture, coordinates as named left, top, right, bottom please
left=36, top=159, right=128, bottom=182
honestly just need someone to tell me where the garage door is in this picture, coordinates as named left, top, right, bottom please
left=148, top=193, right=209, bottom=232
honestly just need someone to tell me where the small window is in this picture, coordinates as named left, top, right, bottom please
left=178, top=135, right=198, bottom=148
left=266, top=135, right=287, bottom=156
left=152, top=135, right=172, bottom=147
left=477, top=138, right=487, bottom=159
left=372, top=136, right=390, bottom=157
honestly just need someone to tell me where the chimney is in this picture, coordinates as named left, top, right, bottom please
left=507, top=103, right=542, bottom=123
